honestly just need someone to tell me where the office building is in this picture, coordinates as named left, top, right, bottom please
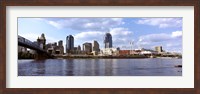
left=78, top=45, right=81, bottom=51
left=155, top=46, right=163, bottom=53
left=92, top=40, right=100, bottom=52
left=58, top=40, right=63, bottom=47
left=92, top=40, right=100, bottom=55
left=46, top=40, right=64, bottom=55
left=104, top=33, right=112, bottom=48
left=57, top=40, right=64, bottom=54
left=83, top=42, right=92, bottom=54
left=66, top=35, right=74, bottom=54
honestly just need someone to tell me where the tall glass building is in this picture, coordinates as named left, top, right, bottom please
left=66, top=35, right=74, bottom=53
left=104, top=33, right=112, bottom=48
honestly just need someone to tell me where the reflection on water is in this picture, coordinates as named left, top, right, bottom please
left=18, top=58, right=182, bottom=76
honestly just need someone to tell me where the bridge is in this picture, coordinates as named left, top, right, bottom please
left=18, top=35, right=53, bottom=59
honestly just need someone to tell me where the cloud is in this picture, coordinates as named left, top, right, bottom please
left=138, top=33, right=172, bottom=43
left=171, top=31, right=182, bottom=38
left=138, top=31, right=182, bottom=43
left=110, top=28, right=132, bottom=36
left=137, top=31, right=182, bottom=52
left=74, top=31, right=104, bottom=42
left=42, top=18, right=124, bottom=31
left=73, top=27, right=134, bottom=49
left=136, top=18, right=182, bottom=28
left=110, top=28, right=134, bottom=48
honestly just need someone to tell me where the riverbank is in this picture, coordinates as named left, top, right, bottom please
left=54, top=55, right=182, bottom=59
left=18, top=55, right=181, bottom=59
left=54, top=55, right=149, bottom=59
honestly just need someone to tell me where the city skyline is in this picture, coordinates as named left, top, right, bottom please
left=18, top=17, right=182, bottom=53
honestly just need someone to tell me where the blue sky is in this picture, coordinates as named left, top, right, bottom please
left=18, top=18, right=182, bottom=53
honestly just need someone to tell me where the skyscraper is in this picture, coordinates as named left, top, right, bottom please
left=104, top=33, right=112, bottom=48
left=66, top=35, right=74, bottom=54
left=83, top=42, right=92, bottom=53
left=77, top=45, right=81, bottom=51
left=92, top=40, right=100, bottom=52
left=58, top=40, right=63, bottom=47
left=58, top=40, right=64, bottom=54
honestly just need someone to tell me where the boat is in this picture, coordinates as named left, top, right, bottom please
left=175, top=65, right=182, bottom=68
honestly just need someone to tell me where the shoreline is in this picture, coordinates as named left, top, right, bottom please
left=54, top=55, right=148, bottom=59
left=18, top=55, right=182, bottom=60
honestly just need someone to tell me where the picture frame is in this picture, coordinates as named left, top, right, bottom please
left=0, top=0, right=199, bottom=94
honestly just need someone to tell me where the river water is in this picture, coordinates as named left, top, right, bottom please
left=18, top=58, right=182, bottom=76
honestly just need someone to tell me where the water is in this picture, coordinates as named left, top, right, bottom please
left=18, top=58, right=182, bottom=76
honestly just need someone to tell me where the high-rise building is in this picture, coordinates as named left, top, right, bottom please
left=83, top=42, right=92, bottom=53
left=155, top=46, right=163, bottom=53
left=73, top=45, right=82, bottom=54
left=104, top=33, right=112, bottom=48
left=46, top=40, right=64, bottom=55
left=66, top=35, right=74, bottom=53
left=37, top=33, right=46, bottom=49
left=78, top=45, right=81, bottom=51
left=52, top=42, right=57, bottom=47
left=58, top=40, right=63, bottom=47
left=92, top=40, right=100, bottom=52
left=58, top=40, right=64, bottom=54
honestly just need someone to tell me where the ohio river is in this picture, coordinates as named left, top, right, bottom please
left=18, top=58, right=182, bottom=76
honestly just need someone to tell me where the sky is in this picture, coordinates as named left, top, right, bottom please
left=18, top=18, right=182, bottom=53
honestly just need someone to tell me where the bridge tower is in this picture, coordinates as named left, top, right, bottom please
left=36, top=33, right=49, bottom=59
left=37, top=33, right=46, bottom=50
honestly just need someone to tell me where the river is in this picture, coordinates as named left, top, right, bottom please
left=18, top=58, right=182, bottom=76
